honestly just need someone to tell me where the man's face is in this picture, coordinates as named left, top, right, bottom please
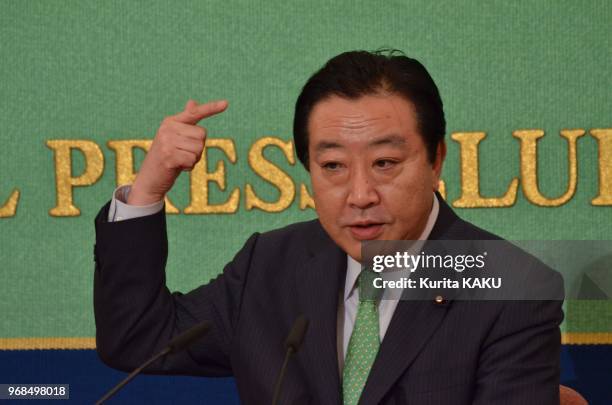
left=307, top=93, right=445, bottom=262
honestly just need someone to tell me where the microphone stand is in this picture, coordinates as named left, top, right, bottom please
left=95, top=347, right=170, bottom=404
left=271, top=346, right=295, bottom=405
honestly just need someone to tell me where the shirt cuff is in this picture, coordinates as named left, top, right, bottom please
left=107, top=185, right=165, bottom=222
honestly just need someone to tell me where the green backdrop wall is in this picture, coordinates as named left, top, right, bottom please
left=0, top=1, right=610, bottom=400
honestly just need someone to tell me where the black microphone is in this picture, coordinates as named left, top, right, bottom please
left=271, top=315, right=309, bottom=405
left=95, top=321, right=212, bottom=404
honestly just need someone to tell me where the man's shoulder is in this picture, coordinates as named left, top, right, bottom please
left=453, top=213, right=564, bottom=300
left=432, top=197, right=503, bottom=241
left=258, top=218, right=322, bottom=240
left=250, top=218, right=330, bottom=259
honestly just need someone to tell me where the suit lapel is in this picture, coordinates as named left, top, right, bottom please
left=358, top=299, right=451, bottom=404
left=295, top=220, right=346, bottom=404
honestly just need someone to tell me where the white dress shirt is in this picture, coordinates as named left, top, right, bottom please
left=107, top=185, right=164, bottom=222
left=107, top=185, right=440, bottom=374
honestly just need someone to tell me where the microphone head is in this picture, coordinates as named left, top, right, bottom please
left=167, top=321, right=211, bottom=353
left=284, top=315, right=309, bottom=353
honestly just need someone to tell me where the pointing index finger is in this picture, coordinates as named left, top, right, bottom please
left=172, top=99, right=229, bottom=125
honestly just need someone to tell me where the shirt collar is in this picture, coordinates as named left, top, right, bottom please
left=343, top=192, right=440, bottom=301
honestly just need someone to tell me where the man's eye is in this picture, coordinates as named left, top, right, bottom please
left=374, top=159, right=397, bottom=169
left=322, top=162, right=343, bottom=171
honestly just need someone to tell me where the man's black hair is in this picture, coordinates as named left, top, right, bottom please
left=293, top=49, right=446, bottom=169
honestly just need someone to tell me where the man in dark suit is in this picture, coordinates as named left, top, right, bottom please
left=94, top=50, right=564, bottom=404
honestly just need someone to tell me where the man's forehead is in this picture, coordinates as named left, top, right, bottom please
left=306, top=94, right=420, bottom=155
left=313, top=134, right=407, bottom=154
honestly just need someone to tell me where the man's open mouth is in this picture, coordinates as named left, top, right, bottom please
left=348, top=223, right=384, bottom=240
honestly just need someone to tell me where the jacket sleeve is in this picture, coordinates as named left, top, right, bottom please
left=93, top=200, right=259, bottom=376
left=472, top=270, right=565, bottom=405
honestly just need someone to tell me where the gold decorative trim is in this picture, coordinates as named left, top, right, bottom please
left=0, top=337, right=95, bottom=350
left=0, top=333, right=611, bottom=350
left=562, top=333, right=612, bottom=345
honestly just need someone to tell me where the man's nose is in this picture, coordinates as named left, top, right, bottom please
left=346, top=167, right=380, bottom=209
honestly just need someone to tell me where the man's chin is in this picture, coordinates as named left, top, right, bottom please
left=344, top=232, right=389, bottom=263
left=346, top=250, right=363, bottom=263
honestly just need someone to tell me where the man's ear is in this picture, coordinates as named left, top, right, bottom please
left=432, top=141, right=446, bottom=190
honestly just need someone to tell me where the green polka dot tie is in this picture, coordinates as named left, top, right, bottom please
left=342, top=269, right=380, bottom=405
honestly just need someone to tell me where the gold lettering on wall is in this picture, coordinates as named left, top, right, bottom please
left=106, top=140, right=179, bottom=214
left=28, top=129, right=612, bottom=218
left=513, top=129, right=585, bottom=207
left=0, top=189, right=20, bottom=218
left=299, top=184, right=315, bottom=210
left=451, top=132, right=518, bottom=207
left=437, top=180, right=446, bottom=200
left=591, top=129, right=612, bottom=206
left=245, top=137, right=295, bottom=212
left=184, top=138, right=239, bottom=214
left=46, top=140, right=104, bottom=216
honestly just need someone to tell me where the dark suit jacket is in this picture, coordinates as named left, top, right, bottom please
left=93, top=195, right=564, bottom=404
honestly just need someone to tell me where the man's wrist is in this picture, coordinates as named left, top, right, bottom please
left=127, top=183, right=165, bottom=206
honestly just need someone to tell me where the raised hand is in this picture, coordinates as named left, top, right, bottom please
left=127, top=99, right=228, bottom=206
